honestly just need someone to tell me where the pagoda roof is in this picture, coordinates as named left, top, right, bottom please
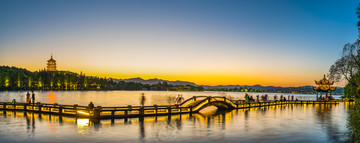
left=313, top=86, right=336, bottom=92
left=47, top=54, right=56, bottom=62
left=315, top=74, right=334, bottom=85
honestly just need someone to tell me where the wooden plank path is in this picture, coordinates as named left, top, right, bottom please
left=0, top=96, right=352, bottom=119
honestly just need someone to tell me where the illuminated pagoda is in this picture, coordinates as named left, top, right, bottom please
left=47, top=54, right=57, bottom=71
left=313, top=74, right=335, bottom=100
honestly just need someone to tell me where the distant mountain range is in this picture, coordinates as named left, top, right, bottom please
left=109, top=77, right=197, bottom=86
left=109, top=77, right=344, bottom=94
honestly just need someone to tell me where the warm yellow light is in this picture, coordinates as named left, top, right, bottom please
left=5, top=78, right=9, bottom=87
left=77, top=110, right=90, bottom=116
left=77, top=119, right=90, bottom=127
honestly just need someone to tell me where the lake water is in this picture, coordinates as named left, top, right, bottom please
left=0, top=91, right=351, bottom=143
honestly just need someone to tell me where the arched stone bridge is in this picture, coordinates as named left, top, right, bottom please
left=179, top=96, right=237, bottom=112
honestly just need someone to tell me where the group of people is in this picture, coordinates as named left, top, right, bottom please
left=175, top=94, right=184, bottom=104
left=10, top=91, right=35, bottom=105
left=317, top=95, right=334, bottom=101
left=245, top=94, right=299, bottom=103
left=245, top=94, right=253, bottom=103
left=25, top=91, right=36, bottom=104
left=273, top=95, right=295, bottom=102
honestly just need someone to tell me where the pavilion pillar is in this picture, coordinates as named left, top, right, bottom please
left=320, top=92, right=322, bottom=99
left=325, top=92, right=327, bottom=99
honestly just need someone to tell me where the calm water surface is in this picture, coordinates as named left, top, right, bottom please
left=0, top=91, right=351, bottom=143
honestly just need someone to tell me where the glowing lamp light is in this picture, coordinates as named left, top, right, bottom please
left=5, top=79, right=9, bottom=87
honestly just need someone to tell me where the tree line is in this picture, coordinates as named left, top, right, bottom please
left=0, top=66, right=267, bottom=92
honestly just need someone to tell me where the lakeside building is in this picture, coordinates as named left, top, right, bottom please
left=47, top=54, right=57, bottom=71
left=313, top=75, right=336, bottom=100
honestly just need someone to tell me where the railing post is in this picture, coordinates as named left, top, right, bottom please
left=94, top=106, right=101, bottom=119
left=125, top=110, right=128, bottom=116
left=24, top=104, right=27, bottom=111
left=140, top=106, right=144, bottom=116
left=74, top=104, right=78, bottom=116
left=37, top=102, right=42, bottom=112
left=223, top=97, right=226, bottom=102
left=154, top=104, right=158, bottom=114
left=168, top=106, right=172, bottom=114
left=52, top=103, right=58, bottom=113
left=208, top=96, right=211, bottom=103
left=237, top=100, right=239, bottom=109
left=193, top=96, right=196, bottom=101
left=59, top=105, right=63, bottom=115
left=111, top=110, right=115, bottom=116
left=2, top=103, right=6, bottom=110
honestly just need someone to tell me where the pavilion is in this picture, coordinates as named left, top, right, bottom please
left=313, top=75, right=336, bottom=100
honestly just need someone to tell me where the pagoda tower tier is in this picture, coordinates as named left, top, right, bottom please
left=47, top=54, right=57, bottom=71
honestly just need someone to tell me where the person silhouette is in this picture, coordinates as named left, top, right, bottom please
left=26, top=92, right=31, bottom=104
left=31, top=90, right=35, bottom=105
left=140, top=93, right=146, bottom=107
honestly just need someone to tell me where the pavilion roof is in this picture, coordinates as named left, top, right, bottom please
left=315, top=74, right=334, bottom=85
left=313, top=86, right=336, bottom=92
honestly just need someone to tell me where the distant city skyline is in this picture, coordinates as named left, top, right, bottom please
left=0, top=0, right=358, bottom=87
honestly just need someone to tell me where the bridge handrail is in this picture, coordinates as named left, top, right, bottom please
left=179, top=96, right=208, bottom=107
left=212, top=96, right=238, bottom=107
left=190, top=98, right=210, bottom=111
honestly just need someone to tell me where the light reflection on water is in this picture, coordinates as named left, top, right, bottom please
left=0, top=102, right=353, bottom=143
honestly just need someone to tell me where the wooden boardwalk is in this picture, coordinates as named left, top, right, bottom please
left=0, top=96, right=350, bottom=119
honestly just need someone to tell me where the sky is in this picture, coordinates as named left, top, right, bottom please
left=0, top=0, right=359, bottom=87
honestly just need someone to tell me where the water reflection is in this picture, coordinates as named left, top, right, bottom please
left=314, top=104, right=349, bottom=142
left=0, top=103, right=352, bottom=143
left=47, top=91, right=57, bottom=104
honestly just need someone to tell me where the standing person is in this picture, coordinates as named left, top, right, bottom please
left=31, top=90, right=35, bottom=105
left=274, top=95, right=277, bottom=101
left=291, top=95, right=294, bottom=101
left=175, top=94, right=181, bottom=104
left=265, top=94, right=268, bottom=101
left=280, top=95, right=283, bottom=101
left=12, top=99, right=17, bottom=104
left=26, top=92, right=30, bottom=104
left=245, top=94, right=249, bottom=103
left=288, top=95, right=290, bottom=101
left=179, top=94, right=184, bottom=103
left=88, top=102, right=94, bottom=110
left=140, top=93, right=146, bottom=107
left=256, top=95, right=259, bottom=102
